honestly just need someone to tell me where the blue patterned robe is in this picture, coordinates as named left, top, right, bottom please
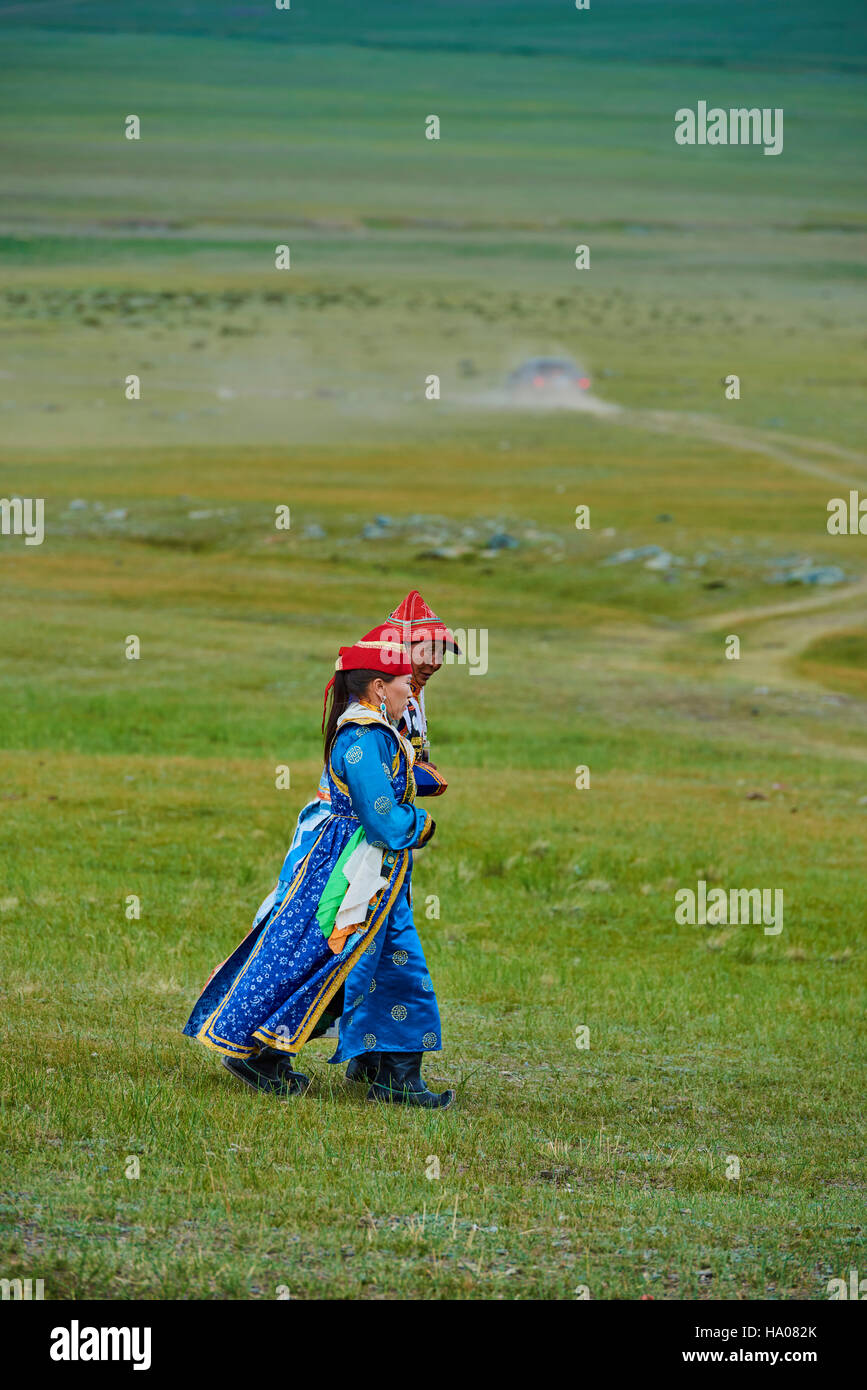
left=182, top=709, right=441, bottom=1062
left=272, top=690, right=439, bottom=904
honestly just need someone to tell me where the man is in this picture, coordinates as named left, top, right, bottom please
left=358, top=589, right=460, bottom=795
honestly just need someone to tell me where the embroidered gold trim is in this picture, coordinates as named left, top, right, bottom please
left=196, top=711, right=418, bottom=1059
left=252, top=852, right=409, bottom=1053
left=195, top=818, right=333, bottom=1054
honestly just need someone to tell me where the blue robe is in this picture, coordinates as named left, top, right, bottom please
left=182, top=711, right=441, bottom=1062
left=272, top=691, right=443, bottom=902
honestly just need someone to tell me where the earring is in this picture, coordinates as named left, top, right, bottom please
left=379, top=700, right=388, bottom=718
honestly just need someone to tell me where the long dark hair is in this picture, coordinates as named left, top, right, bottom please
left=323, top=668, right=398, bottom=761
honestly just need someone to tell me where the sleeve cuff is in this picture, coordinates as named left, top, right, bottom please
left=416, top=814, right=436, bottom=847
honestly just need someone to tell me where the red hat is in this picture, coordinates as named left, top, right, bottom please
left=335, top=639, right=411, bottom=675
left=361, top=590, right=461, bottom=655
left=322, top=637, right=412, bottom=730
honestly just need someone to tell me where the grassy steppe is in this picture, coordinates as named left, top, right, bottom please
left=0, top=15, right=865, bottom=1299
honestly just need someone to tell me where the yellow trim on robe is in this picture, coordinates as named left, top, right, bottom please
left=251, top=852, right=409, bottom=1054
left=194, top=819, right=333, bottom=1056
left=196, top=707, right=419, bottom=1058
left=416, top=814, right=436, bottom=847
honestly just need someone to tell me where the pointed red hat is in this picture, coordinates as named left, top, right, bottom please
left=361, top=590, right=461, bottom=654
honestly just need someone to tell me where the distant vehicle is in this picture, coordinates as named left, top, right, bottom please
left=506, top=356, right=590, bottom=398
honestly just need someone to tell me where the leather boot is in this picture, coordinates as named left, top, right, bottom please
left=367, top=1052, right=455, bottom=1109
left=259, top=1044, right=310, bottom=1077
left=222, top=1051, right=309, bottom=1098
left=345, top=1051, right=380, bottom=1084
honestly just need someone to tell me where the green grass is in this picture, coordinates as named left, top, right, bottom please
left=1, top=739, right=864, bottom=1298
left=2, top=438, right=865, bottom=1299
left=795, top=629, right=867, bottom=695
left=0, top=14, right=865, bottom=1300
left=2, top=1, right=864, bottom=71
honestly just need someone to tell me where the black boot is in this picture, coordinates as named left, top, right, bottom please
left=259, top=1044, right=309, bottom=1077
left=346, top=1051, right=380, bottom=1084
left=222, top=1051, right=309, bottom=1098
left=367, top=1052, right=455, bottom=1109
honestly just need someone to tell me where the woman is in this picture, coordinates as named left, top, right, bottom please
left=182, top=636, right=454, bottom=1110
left=274, top=590, right=455, bottom=900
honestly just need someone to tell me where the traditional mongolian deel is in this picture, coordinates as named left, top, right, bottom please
left=274, top=590, right=456, bottom=887
left=182, top=701, right=440, bottom=1063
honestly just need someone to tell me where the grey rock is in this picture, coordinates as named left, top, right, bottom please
left=645, top=550, right=675, bottom=571
left=602, top=544, right=663, bottom=566
left=771, top=564, right=846, bottom=586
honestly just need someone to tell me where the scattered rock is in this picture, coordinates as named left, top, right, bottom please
left=645, top=550, right=676, bottom=571
left=602, top=544, right=664, bottom=567
left=769, top=563, right=847, bottom=586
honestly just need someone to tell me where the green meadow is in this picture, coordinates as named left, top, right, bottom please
left=0, top=7, right=865, bottom=1299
